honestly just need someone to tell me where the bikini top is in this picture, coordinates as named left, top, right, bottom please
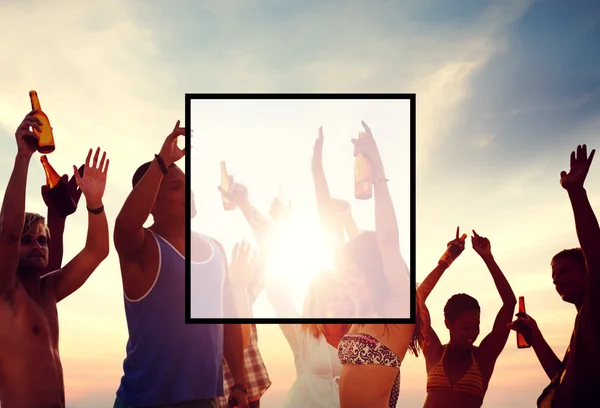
left=337, top=332, right=402, bottom=369
left=426, top=345, right=485, bottom=399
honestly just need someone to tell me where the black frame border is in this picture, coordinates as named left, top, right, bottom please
left=185, top=93, right=416, bottom=325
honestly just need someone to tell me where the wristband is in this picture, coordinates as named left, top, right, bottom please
left=154, top=154, right=168, bottom=175
left=87, top=205, right=104, bottom=215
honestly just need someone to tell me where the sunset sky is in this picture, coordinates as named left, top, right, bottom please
left=1, top=0, right=600, bottom=407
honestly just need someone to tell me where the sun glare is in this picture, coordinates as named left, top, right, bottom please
left=267, top=214, right=335, bottom=312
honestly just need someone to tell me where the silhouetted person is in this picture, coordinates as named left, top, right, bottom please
left=0, top=110, right=110, bottom=408
left=419, top=229, right=516, bottom=408
left=509, top=144, right=600, bottom=408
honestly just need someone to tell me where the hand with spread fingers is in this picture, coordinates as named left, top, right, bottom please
left=229, top=241, right=259, bottom=290
left=471, top=230, right=492, bottom=258
left=560, top=144, right=595, bottom=192
left=74, top=148, right=109, bottom=209
left=159, top=120, right=187, bottom=168
left=14, top=110, right=42, bottom=157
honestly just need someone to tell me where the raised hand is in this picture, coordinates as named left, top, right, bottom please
left=351, top=120, right=383, bottom=169
left=228, top=241, right=258, bottom=289
left=471, top=230, right=492, bottom=258
left=42, top=165, right=84, bottom=215
left=269, top=196, right=292, bottom=223
left=439, top=226, right=467, bottom=267
left=218, top=181, right=249, bottom=208
left=560, top=144, right=595, bottom=191
left=14, top=110, right=42, bottom=157
left=159, top=120, right=187, bottom=167
left=312, top=126, right=324, bottom=168
left=74, top=148, right=109, bottom=208
left=332, top=198, right=351, bottom=218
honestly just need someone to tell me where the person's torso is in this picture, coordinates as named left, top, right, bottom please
left=0, top=277, right=64, bottom=406
left=117, top=230, right=226, bottom=406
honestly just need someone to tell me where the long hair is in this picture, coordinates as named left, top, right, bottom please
left=302, top=270, right=353, bottom=318
left=339, top=230, right=395, bottom=315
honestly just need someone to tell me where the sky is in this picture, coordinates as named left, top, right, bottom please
left=0, top=0, right=600, bottom=407
left=189, top=98, right=411, bottom=319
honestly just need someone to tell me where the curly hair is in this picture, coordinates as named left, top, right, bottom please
left=444, top=293, right=480, bottom=323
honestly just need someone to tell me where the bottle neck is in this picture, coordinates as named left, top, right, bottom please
left=30, top=93, right=41, bottom=111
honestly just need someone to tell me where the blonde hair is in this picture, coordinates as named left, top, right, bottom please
left=301, top=270, right=353, bottom=320
left=22, top=212, right=50, bottom=240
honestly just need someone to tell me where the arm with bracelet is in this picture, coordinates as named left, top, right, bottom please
left=43, top=148, right=111, bottom=302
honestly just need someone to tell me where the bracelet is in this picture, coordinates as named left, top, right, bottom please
left=230, top=383, right=248, bottom=394
left=87, top=205, right=104, bottom=215
left=374, top=178, right=389, bottom=183
left=154, top=154, right=168, bottom=175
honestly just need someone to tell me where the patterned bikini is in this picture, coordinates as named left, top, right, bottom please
left=337, top=332, right=402, bottom=408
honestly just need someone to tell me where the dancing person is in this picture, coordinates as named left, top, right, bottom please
left=0, top=111, right=110, bottom=408
left=113, top=121, right=249, bottom=408
left=264, top=200, right=353, bottom=407
left=418, top=228, right=517, bottom=408
left=41, top=165, right=83, bottom=274
left=509, top=144, right=600, bottom=408
left=217, top=181, right=282, bottom=408
left=336, top=122, right=421, bottom=408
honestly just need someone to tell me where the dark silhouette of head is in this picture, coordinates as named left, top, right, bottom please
left=18, top=212, right=50, bottom=275
left=338, top=230, right=390, bottom=315
left=132, top=161, right=196, bottom=224
left=551, top=248, right=587, bottom=306
left=444, top=293, right=481, bottom=350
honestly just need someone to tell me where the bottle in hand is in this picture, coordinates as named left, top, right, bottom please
left=41, top=156, right=77, bottom=217
left=354, top=131, right=373, bottom=200
left=220, top=161, right=236, bottom=211
left=516, top=296, right=532, bottom=349
left=29, top=90, right=56, bottom=154
left=439, top=233, right=467, bottom=266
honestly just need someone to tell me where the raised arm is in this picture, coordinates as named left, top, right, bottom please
left=218, top=180, right=273, bottom=302
left=417, top=229, right=467, bottom=369
left=352, top=121, right=408, bottom=298
left=114, top=121, right=185, bottom=260
left=333, top=199, right=360, bottom=240
left=45, top=148, right=110, bottom=302
left=312, top=127, right=346, bottom=255
left=560, top=145, right=600, bottom=278
left=0, top=111, right=41, bottom=293
left=227, top=241, right=259, bottom=319
left=473, top=232, right=517, bottom=374
left=42, top=167, right=84, bottom=274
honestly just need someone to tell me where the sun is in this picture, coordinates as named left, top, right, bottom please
left=266, top=214, right=336, bottom=314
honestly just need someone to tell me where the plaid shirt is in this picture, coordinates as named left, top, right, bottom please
left=217, top=324, right=271, bottom=406
left=216, top=207, right=273, bottom=407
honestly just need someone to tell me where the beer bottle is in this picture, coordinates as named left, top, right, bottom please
left=29, top=91, right=56, bottom=154
left=220, top=161, right=236, bottom=211
left=516, top=296, right=532, bottom=348
left=439, top=233, right=468, bottom=267
left=354, top=132, right=373, bottom=200
left=41, top=156, right=77, bottom=217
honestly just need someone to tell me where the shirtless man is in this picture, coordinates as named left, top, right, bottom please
left=0, top=110, right=110, bottom=408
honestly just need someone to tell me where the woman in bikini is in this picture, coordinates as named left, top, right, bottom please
left=333, top=122, right=424, bottom=407
left=418, top=228, right=517, bottom=408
